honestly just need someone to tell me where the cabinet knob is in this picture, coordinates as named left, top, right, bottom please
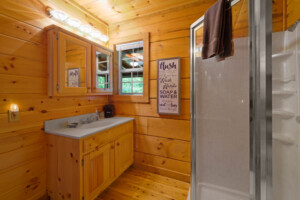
left=117, top=142, right=120, bottom=146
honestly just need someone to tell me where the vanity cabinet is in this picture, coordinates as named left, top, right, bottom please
left=47, top=25, right=113, bottom=96
left=46, top=121, right=133, bottom=200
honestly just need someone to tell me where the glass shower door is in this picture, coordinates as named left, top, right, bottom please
left=190, top=0, right=250, bottom=199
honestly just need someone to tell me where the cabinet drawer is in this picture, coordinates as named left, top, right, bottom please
left=83, top=121, right=133, bottom=154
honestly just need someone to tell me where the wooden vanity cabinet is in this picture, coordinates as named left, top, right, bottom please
left=47, top=25, right=113, bottom=96
left=47, top=121, right=133, bottom=200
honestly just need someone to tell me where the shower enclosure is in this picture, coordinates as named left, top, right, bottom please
left=190, top=0, right=300, bottom=200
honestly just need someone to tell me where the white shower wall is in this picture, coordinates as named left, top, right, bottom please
left=272, top=23, right=300, bottom=200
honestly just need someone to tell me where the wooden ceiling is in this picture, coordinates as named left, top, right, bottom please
left=68, top=0, right=216, bottom=24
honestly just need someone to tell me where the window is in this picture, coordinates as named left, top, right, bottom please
left=117, top=41, right=144, bottom=95
left=110, top=32, right=149, bottom=103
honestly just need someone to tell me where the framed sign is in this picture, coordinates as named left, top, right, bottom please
left=67, top=68, right=80, bottom=87
left=157, top=57, right=181, bottom=115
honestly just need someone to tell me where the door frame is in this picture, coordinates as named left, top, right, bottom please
left=249, top=0, right=273, bottom=200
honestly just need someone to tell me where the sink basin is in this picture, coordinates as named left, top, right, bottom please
left=78, top=118, right=118, bottom=129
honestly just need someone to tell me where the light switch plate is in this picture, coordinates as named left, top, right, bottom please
left=8, top=111, right=19, bottom=122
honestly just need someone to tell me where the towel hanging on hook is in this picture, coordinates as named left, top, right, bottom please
left=201, top=0, right=234, bottom=60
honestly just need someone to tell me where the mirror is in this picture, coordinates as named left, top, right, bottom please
left=95, top=51, right=110, bottom=89
left=65, top=40, right=87, bottom=88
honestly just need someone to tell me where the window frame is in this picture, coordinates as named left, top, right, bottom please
left=110, top=33, right=150, bottom=103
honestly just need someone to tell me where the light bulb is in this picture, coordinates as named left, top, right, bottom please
left=130, top=62, right=139, bottom=67
left=86, top=36, right=94, bottom=41
left=79, top=25, right=92, bottom=33
left=10, top=104, right=19, bottom=112
left=50, top=9, right=68, bottom=21
left=91, top=30, right=101, bottom=38
left=66, top=18, right=81, bottom=28
left=100, top=35, right=109, bottom=42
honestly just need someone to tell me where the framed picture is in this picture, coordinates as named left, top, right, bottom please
left=67, top=68, right=80, bottom=87
left=157, top=57, right=181, bottom=115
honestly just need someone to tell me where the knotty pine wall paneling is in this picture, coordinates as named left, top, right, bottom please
left=0, top=0, right=108, bottom=199
left=108, top=0, right=286, bottom=183
left=285, top=0, right=300, bottom=28
left=0, top=0, right=288, bottom=199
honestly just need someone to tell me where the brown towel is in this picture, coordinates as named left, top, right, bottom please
left=202, top=0, right=234, bottom=60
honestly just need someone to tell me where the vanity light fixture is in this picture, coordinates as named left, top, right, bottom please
left=66, top=18, right=81, bottom=28
left=79, top=24, right=92, bottom=33
left=8, top=104, right=19, bottom=122
left=91, top=30, right=101, bottom=38
left=49, top=9, right=68, bottom=21
left=47, top=7, right=109, bottom=43
left=100, top=35, right=109, bottom=42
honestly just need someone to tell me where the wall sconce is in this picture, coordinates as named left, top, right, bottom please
left=46, top=7, right=109, bottom=43
left=8, top=104, right=19, bottom=122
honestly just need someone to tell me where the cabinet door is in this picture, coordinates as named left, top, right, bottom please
left=58, top=32, right=91, bottom=95
left=91, top=45, right=113, bottom=94
left=83, top=142, right=114, bottom=200
left=115, top=133, right=134, bottom=176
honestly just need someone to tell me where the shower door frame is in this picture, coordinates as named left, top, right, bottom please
left=189, top=0, right=273, bottom=200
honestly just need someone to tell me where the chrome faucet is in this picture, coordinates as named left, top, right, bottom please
left=80, top=111, right=99, bottom=124
left=86, top=116, right=94, bottom=123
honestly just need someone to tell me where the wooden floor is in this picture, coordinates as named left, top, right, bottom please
left=96, top=167, right=190, bottom=200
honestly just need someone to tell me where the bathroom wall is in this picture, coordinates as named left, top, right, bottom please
left=108, top=1, right=216, bottom=183
left=0, top=0, right=108, bottom=199
left=0, top=0, right=289, bottom=199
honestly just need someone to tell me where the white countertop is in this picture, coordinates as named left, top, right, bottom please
left=44, top=117, right=134, bottom=139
